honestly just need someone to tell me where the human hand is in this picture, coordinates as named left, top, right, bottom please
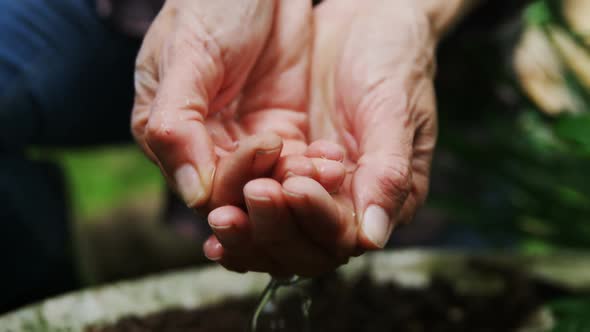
left=131, top=0, right=318, bottom=212
left=303, top=0, right=438, bottom=251
left=202, top=0, right=441, bottom=277
left=203, top=140, right=349, bottom=277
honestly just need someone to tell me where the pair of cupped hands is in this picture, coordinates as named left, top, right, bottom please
left=131, top=0, right=438, bottom=277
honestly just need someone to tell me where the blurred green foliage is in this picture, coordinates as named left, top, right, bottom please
left=432, top=0, right=590, bottom=322
left=431, top=0, right=590, bottom=251
left=53, top=145, right=163, bottom=221
left=550, top=297, right=590, bottom=331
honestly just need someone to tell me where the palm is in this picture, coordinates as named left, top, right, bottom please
left=305, top=0, right=438, bottom=250
left=202, top=0, right=439, bottom=274
left=201, top=2, right=312, bottom=210
left=204, top=11, right=310, bottom=161
left=132, top=1, right=312, bottom=209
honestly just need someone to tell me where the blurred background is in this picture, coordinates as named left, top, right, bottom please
left=2, top=0, right=590, bottom=324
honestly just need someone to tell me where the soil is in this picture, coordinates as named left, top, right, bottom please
left=87, top=260, right=567, bottom=332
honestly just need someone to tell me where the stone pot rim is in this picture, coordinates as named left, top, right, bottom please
left=2, top=249, right=589, bottom=331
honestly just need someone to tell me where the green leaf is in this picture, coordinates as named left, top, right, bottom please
left=525, top=1, right=553, bottom=26
left=554, top=114, right=590, bottom=153
left=550, top=297, right=590, bottom=332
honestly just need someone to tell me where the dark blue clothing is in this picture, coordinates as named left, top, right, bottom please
left=0, top=0, right=139, bottom=150
left=0, top=0, right=140, bottom=312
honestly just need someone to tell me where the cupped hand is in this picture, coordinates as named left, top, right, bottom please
left=131, top=0, right=315, bottom=212
left=306, top=0, right=438, bottom=250
left=203, top=0, right=439, bottom=277
left=204, top=140, right=349, bottom=277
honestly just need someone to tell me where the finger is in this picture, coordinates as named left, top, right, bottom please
left=208, top=203, right=337, bottom=275
left=344, top=74, right=428, bottom=251
left=273, top=156, right=346, bottom=193
left=144, top=42, right=223, bottom=208
left=244, top=178, right=338, bottom=277
left=203, top=235, right=224, bottom=262
left=205, top=235, right=287, bottom=276
left=206, top=208, right=287, bottom=276
left=282, top=177, right=357, bottom=260
left=395, top=155, right=432, bottom=226
left=220, top=250, right=288, bottom=277
left=397, top=90, right=437, bottom=224
left=310, top=158, right=346, bottom=193
left=281, top=139, right=308, bottom=157
left=353, top=82, right=436, bottom=250
left=208, top=206, right=251, bottom=250
left=273, top=155, right=315, bottom=180
left=305, top=140, right=345, bottom=161
left=353, top=153, right=411, bottom=250
left=237, top=0, right=312, bottom=158
left=207, top=133, right=283, bottom=210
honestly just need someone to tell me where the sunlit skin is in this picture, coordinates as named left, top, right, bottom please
left=132, top=0, right=350, bottom=276
left=132, top=0, right=323, bottom=210
left=203, top=0, right=439, bottom=277
left=132, top=0, right=472, bottom=277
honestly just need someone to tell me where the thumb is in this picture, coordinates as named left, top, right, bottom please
left=136, top=0, right=277, bottom=209
left=144, top=46, right=222, bottom=208
left=352, top=90, right=415, bottom=250
left=354, top=153, right=412, bottom=249
left=206, top=133, right=283, bottom=210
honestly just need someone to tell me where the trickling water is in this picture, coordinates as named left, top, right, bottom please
left=249, top=276, right=311, bottom=332
left=300, top=289, right=312, bottom=332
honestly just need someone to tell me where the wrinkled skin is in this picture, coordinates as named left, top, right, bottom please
left=308, top=0, right=438, bottom=248
left=132, top=0, right=327, bottom=212
left=133, top=0, right=438, bottom=277
left=203, top=0, right=438, bottom=277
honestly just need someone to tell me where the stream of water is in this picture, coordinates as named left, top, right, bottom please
left=249, top=276, right=311, bottom=332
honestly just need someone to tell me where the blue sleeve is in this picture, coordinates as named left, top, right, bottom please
left=0, top=0, right=140, bottom=150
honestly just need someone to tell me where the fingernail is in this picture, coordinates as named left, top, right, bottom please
left=208, top=220, right=232, bottom=230
left=362, top=205, right=393, bottom=248
left=175, top=164, right=204, bottom=207
left=203, top=237, right=223, bottom=261
left=256, top=147, right=281, bottom=155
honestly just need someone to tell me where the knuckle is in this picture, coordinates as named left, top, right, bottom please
left=376, top=160, right=412, bottom=204
left=131, top=111, right=159, bottom=164
left=131, top=107, right=149, bottom=137
left=130, top=117, right=144, bottom=142
left=145, top=115, right=177, bottom=149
